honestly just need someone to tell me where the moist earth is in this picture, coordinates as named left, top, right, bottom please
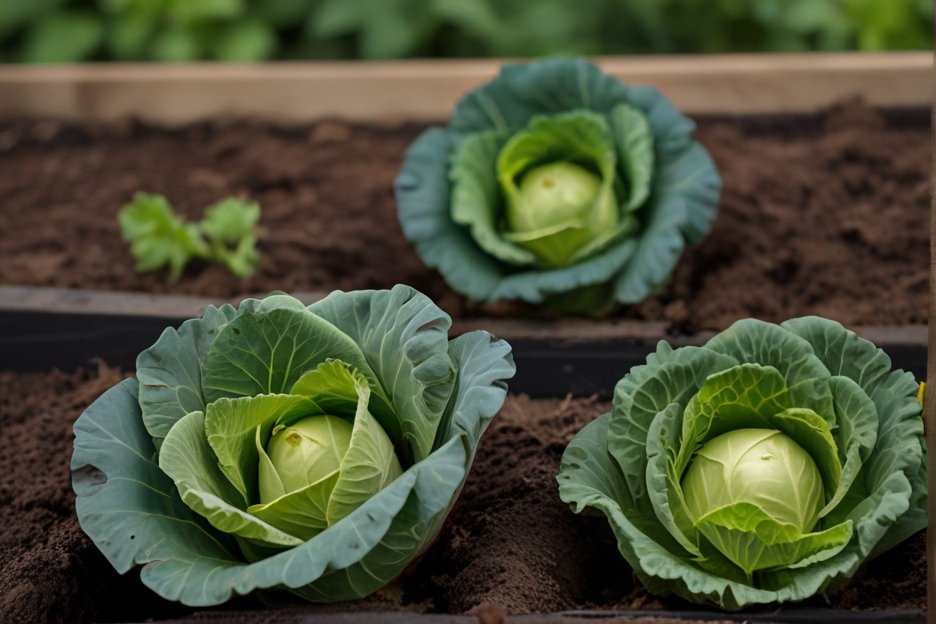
left=0, top=102, right=929, bottom=331
left=0, top=366, right=924, bottom=623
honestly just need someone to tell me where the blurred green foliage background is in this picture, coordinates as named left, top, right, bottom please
left=1, top=0, right=931, bottom=63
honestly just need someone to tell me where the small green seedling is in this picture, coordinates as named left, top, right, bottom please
left=118, top=193, right=260, bottom=281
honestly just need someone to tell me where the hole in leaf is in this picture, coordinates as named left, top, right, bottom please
left=72, top=465, right=108, bottom=496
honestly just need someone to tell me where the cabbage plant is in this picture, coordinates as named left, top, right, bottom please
left=558, top=317, right=926, bottom=609
left=71, top=285, right=514, bottom=606
left=395, top=57, right=720, bottom=314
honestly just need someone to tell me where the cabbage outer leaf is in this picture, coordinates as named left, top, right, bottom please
left=449, top=129, right=538, bottom=266
left=308, top=285, right=457, bottom=464
left=247, top=472, right=338, bottom=544
left=137, top=302, right=239, bottom=448
left=611, top=102, right=654, bottom=211
left=695, top=502, right=853, bottom=577
left=324, top=365, right=403, bottom=525
left=781, top=317, right=925, bottom=556
left=200, top=294, right=389, bottom=410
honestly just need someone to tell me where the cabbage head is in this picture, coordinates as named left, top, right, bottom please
left=557, top=316, right=926, bottom=610
left=395, top=57, right=720, bottom=314
left=71, top=285, right=515, bottom=606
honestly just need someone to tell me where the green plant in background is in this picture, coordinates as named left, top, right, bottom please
left=71, top=286, right=515, bottom=605
left=1, top=0, right=929, bottom=63
left=311, top=0, right=934, bottom=58
left=118, top=193, right=260, bottom=280
left=557, top=317, right=927, bottom=609
left=395, top=58, right=720, bottom=314
left=0, top=0, right=310, bottom=62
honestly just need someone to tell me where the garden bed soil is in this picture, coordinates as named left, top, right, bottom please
left=0, top=365, right=925, bottom=623
left=0, top=102, right=929, bottom=332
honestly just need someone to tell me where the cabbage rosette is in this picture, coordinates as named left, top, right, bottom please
left=558, top=317, right=926, bottom=609
left=395, top=57, right=720, bottom=313
left=71, top=285, right=514, bottom=606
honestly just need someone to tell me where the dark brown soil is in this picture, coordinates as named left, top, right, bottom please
left=0, top=103, right=929, bottom=331
left=0, top=364, right=191, bottom=624
left=0, top=366, right=925, bottom=623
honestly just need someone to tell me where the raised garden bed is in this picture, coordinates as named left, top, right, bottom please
left=0, top=54, right=931, bottom=334
left=0, top=363, right=926, bottom=624
left=0, top=100, right=929, bottom=391
left=0, top=102, right=929, bottom=332
left=0, top=53, right=930, bottom=623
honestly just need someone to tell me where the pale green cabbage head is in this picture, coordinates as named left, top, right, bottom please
left=558, top=317, right=926, bottom=609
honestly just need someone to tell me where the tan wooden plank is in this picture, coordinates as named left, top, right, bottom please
left=0, top=285, right=227, bottom=319
left=0, top=285, right=670, bottom=339
left=0, top=285, right=925, bottom=346
left=0, top=52, right=929, bottom=123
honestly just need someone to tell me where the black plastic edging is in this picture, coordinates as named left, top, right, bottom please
left=1, top=310, right=927, bottom=399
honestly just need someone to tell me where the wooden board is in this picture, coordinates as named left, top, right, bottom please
left=0, top=51, right=929, bottom=395
left=0, top=52, right=930, bottom=123
left=1, top=286, right=926, bottom=399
